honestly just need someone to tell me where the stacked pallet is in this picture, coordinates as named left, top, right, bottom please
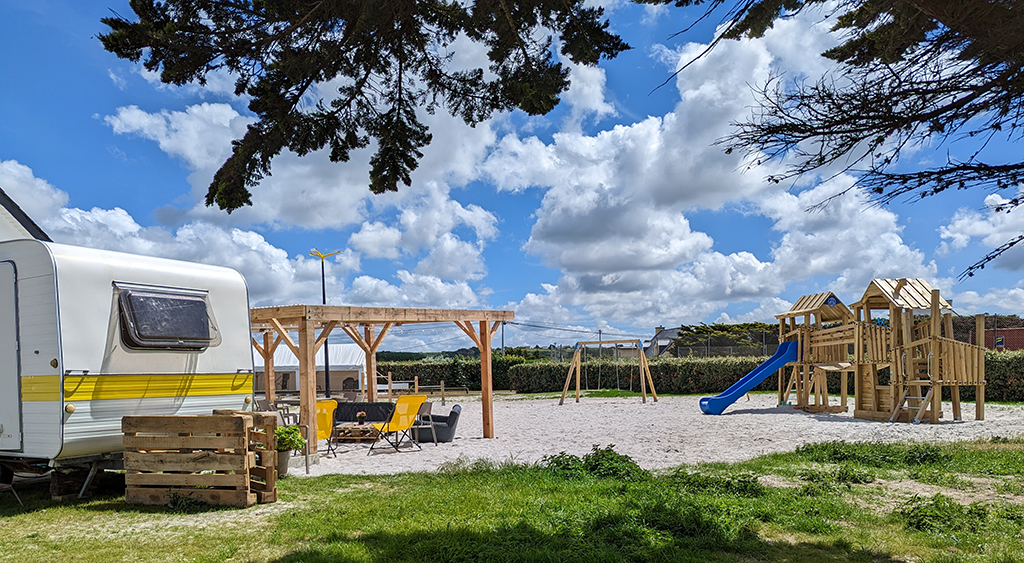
left=123, top=412, right=277, bottom=508
left=214, top=409, right=277, bottom=504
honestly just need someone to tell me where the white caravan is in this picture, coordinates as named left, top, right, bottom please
left=0, top=239, right=254, bottom=473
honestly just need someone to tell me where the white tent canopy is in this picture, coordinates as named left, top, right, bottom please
left=254, top=342, right=365, bottom=371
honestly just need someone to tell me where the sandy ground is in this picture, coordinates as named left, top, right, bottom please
left=302, top=394, right=1024, bottom=476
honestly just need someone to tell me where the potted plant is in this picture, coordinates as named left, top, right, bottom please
left=356, top=411, right=367, bottom=425
left=275, top=425, right=306, bottom=478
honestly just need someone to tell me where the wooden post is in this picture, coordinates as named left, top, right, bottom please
left=480, top=320, right=494, bottom=439
left=930, top=290, right=942, bottom=423
left=263, top=331, right=275, bottom=403
left=976, top=314, right=985, bottom=420
left=298, top=315, right=317, bottom=454
left=559, top=348, right=580, bottom=405
left=365, top=324, right=377, bottom=402
left=414, top=376, right=419, bottom=393
left=840, top=369, right=848, bottom=408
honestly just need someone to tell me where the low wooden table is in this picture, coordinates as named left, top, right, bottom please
left=333, top=422, right=379, bottom=442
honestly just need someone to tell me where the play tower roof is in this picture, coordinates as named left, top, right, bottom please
left=852, top=278, right=952, bottom=312
left=776, top=291, right=853, bottom=323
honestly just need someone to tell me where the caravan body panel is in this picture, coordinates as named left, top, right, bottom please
left=0, top=240, right=255, bottom=462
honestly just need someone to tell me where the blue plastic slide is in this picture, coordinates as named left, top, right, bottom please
left=699, top=341, right=800, bottom=415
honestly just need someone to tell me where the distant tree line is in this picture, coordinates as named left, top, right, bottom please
left=670, top=322, right=779, bottom=352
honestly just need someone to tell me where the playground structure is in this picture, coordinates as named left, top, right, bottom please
left=559, top=340, right=657, bottom=405
left=702, top=278, right=986, bottom=424
left=776, top=278, right=985, bottom=423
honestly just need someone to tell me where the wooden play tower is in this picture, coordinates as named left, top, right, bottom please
left=776, top=278, right=986, bottom=424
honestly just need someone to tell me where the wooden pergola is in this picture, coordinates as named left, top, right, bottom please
left=250, top=305, right=514, bottom=452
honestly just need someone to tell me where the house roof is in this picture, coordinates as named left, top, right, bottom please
left=644, top=327, right=681, bottom=356
left=0, top=186, right=51, bottom=242
left=853, top=278, right=951, bottom=311
left=776, top=291, right=852, bottom=322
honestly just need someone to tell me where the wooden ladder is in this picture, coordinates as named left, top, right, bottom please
left=889, top=379, right=935, bottom=424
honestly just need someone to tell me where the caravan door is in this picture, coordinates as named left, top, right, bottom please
left=0, top=262, right=20, bottom=450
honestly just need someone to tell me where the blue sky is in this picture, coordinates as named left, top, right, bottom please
left=2, top=1, right=1024, bottom=351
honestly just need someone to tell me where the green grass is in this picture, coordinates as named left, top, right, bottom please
left=2, top=439, right=1023, bottom=562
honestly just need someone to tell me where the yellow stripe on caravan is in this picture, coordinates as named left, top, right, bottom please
left=59, top=373, right=253, bottom=402
left=21, top=375, right=61, bottom=402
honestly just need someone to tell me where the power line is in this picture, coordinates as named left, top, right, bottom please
left=505, top=321, right=644, bottom=339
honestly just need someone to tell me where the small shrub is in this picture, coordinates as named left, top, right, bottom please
left=275, top=425, right=306, bottom=452
left=895, top=494, right=988, bottom=540
left=795, top=441, right=949, bottom=468
left=799, top=464, right=875, bottom=486
left=542, top=445, right=649, bottom=482
left=669, top=471, right=766, bottom=496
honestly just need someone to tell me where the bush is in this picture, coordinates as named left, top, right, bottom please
left=510, top=356, right=770, bottom=394
left=668, top=471, right=766, bottom=496
left=377, top=355, right=526, bottom=391
left=794, top=441, right=949, bottom=468
left=542, top=445, right=649, bottom=482
left=895, top=494, right=988, bottom=540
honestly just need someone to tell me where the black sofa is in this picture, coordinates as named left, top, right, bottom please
left=334, top=402, right=395, bottom=424
left=412, top=404, right=461, bottom=443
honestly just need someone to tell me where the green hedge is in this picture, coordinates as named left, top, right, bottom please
left=374, top=351, right=1024, bottom=401
left=505, top=351, right=1024, bottom=402
left=377, top=355, right=526, bottom=391
left=982, top=350, right=1024, bottom=402
left=508, top=357, right=771, bottom=394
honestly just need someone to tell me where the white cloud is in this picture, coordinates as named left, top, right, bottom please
left=348, top=221, right=403, bottom=259
left=414, top=233, right=486, bottom=281
left=108, top=69, right=127, bottom=90
left=939, top=190, right=1024, bottom=271
left=0, top=159, right=70, bottom=222
left=760, top=176, right=935, bottom=294
left=561, top=55, right=616, bottom=128
left=105, top=103, right=250, bottom=171
left=347, top=271, right=482, bottom=308
left=715, top=297, right=794, bottom=324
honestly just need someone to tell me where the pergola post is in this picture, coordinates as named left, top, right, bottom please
left=480, top=320, right=494, bottom=439
left=299, top=314, right=318, bottom=453
left=365, top=324, right=377, bottom=402
left=263, top=331, right=275, bottom=402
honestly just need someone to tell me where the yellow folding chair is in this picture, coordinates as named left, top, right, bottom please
left=316, top=399, right=338, bottom=457
left=369, top=395, right=427, bottom=454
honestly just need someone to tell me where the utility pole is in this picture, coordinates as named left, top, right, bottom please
left=310, top=248, right=340, bottom=398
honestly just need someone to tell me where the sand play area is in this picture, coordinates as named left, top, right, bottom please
left=305, top=394, right=1024, bottom=476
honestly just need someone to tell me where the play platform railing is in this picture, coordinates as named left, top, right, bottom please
left=933, top=337, right=985, bottom=385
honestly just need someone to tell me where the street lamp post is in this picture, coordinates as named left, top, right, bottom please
left=311, top=248, right=340, bottom=398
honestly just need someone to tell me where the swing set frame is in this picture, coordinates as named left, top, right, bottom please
left=559, top=339, right=658, bottom=405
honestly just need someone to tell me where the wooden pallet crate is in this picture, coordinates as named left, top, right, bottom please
left=214, top=409, right=278, bottom=504
left=123, top=414, right=261, bottom=508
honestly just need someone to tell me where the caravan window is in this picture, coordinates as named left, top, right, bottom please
left=116, top=284, right=221, bottom=350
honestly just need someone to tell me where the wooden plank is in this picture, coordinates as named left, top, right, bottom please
left=123, top=435, right=247, bottom=451
left=249, top=466, right=275, bottom=483
left=122, top=415, right=251, bottom=435
left=126, top=487, right=256, bottom=508
left=126, top=472, right=249, bottom=488
left=124, top=451, right=254, bottom=473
